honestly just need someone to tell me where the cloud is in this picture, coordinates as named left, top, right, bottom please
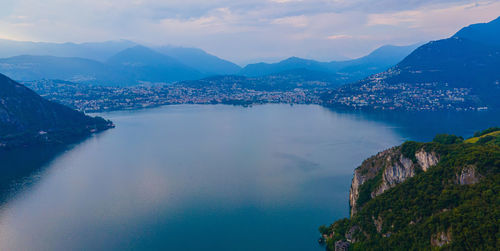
left=0, top=0, right=498, bottom=63
left=272, top=15, right=309, bottom=28
left=327, top=34, right=353, bottom=40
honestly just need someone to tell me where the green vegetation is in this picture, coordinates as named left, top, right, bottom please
left=401, top=141, right=422, bottom=163
left=356, top=170, right=383, bottom=209
left=466, top=130, right=500, bottom=144
left=473, top=127, right=500, bottom=137
left=321, top=128, right=500, bottom=250
left=433, top=134, right=464, bottom=145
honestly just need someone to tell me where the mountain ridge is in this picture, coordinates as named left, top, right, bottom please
left=239, top=44, right=422, bottom=84
left=321, top=16, right=500, bottom=111
left=0, top=73, right=113, bottom=148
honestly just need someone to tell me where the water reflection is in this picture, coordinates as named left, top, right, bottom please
left=0, top=104, right=498, bottom=250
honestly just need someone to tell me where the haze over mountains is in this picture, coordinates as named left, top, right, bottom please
left=322, top=16, right=500, bottom=110
left=239, top=43, right=422, bottom=78
left=386, top=16, right=500, bottom=105
left=0, top=38, right=421, bottom=86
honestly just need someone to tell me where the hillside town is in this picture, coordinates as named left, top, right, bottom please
left=321, top=73, right=487, bottom=111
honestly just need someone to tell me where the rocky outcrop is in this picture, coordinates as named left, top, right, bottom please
left=334, top=240, right=350, bottom=251
left=416, top=149, right=439, bottom=171
left=349, top=148, right=397, bottom=216
left=372, top=216, right=383, bottom=233
left=431, top=229, right=452, bottom=247
left=457, top=165, right=482, bottom=185
left=373, top=154, right=415, bottom=197
left=349, top=145, right=440, bottom=216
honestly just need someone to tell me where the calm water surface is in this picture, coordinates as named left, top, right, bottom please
left=0, top=104, right=498, bottom=250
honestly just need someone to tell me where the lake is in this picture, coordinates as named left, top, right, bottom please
left=0, top=104, right=499, bottom=250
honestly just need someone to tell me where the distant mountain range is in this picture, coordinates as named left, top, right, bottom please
left=0, top=40, right=242, bottom=85
left=0, top=73, right=113, bottom=149
left=322, top=16, right=500, bottom=111
left=239, top=44, right=422, bottom=81
left=0, top=39, right=420, bottom=86
left=0, top=39, right=137, bottom=62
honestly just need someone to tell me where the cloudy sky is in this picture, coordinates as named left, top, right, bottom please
left=0, top=0, right=499, bottom=64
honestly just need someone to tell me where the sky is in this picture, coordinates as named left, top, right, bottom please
left=0, top=0, right=499, bottom=64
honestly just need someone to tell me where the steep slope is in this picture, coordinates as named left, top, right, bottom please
left=321, top=131, right=500, bottom=250
left=454, top=16, right=500, bottom=47
left=0, top=74, right=113, bottom=148
left=156, top=46, right=241, bottom=75
left=329, top=44, right=422, bottom=80
left=322, top=16, right=500, bottom=111
left=107, top=46, right=204, bottom=83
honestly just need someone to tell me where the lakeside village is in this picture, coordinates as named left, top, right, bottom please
left=25, top=79, right=488, bottom=113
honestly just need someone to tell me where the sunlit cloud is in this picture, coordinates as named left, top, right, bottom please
left=327, top=34, right=353, bottom=40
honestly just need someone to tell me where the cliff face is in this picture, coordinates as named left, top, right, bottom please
left=349, top=145, right=439, bottom=216
left=323, top=131, right=500, bottom=250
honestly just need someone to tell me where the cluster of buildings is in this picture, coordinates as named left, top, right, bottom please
left=323, top=79, right=485, bottom=111
left=25, top=80, right=321, bottom=113
left=25, top=75, right=488, bottom=113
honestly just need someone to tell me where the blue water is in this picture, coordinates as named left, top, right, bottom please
left=0, top=104, right=498, bottom=250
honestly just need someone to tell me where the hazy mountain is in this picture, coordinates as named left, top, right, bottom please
left=0, top=46, right=207, bottom=86
left=0, top=73, right=113, bottom=148
left=240, top=57, right=329, bottom=77
left=322, top=16, right=500, bottom=110
left=156, top=46, right=241, bottom=75
left=239, top=44, right=421, bottom=84
left=453, top=16, right=500, bottom=47
left=0, top=39, right=137, bottom=62
left=0, top=39, right=243, bottom=76
left=0, top=55, right=125, bottom=84
left=385, top=17, right=500, bottom=106
left=107, top=45, right=204, bottom=83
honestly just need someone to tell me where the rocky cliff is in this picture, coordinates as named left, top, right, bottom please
left=349, top=144, right=439, bottom=216
left=321, top=131, right=500, bottom=250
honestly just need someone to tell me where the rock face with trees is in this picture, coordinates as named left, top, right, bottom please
left=320, top=130, right=500, bottom=250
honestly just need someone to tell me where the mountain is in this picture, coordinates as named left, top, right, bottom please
left=329, top=44, right=423, bottom=80
left=106, top=45, right=204, bottom=83
left=0, top=39, right=243, bottom=76
left=0, top=55, right=125, bottom=84
left=0, top=39, right=137, bottom=62
left=322, top=17, right=500, bottom=111
left=320, top=129, right=500, bottom=250
left=0, top=73, right=113, bottom=148
left=240, top=57, right=329, bottom=77
left=453, top=16, right=500, bottom=47
left=0, top=46, right=208, bottom=86
left=239, top=44, right=421, bottom=82
left=155, top=46, right=241, bottom=75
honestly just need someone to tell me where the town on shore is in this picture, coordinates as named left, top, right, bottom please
left=25, top=77, right=486, bottom=113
